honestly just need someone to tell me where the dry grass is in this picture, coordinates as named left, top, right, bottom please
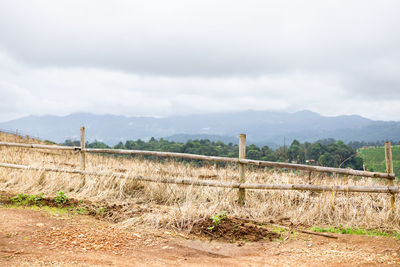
left=0, top=131, right=399, bottom=233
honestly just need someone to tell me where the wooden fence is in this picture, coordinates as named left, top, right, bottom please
left=0, top=127, right=398, bottom=212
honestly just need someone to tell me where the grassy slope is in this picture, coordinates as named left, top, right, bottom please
left=358, top=145, right=400, bottom=178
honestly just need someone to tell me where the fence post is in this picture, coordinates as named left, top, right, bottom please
left=384, top=142, right=395, bottom=215
left=238, top=134, right=246, bottom=206
left=80, top=126, right=86, bottom=186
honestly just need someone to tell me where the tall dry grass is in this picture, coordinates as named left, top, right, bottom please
left=0, top=132, right=398, bottom=232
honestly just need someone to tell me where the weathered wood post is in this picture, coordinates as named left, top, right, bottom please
left=80, top=126, right=86, bottom=186
left=238, top=134, right=246, bottom=206
left=384, top=142, right=395, bottom=215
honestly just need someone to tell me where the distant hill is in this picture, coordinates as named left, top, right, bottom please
left=0, top=110, right=399, bottom=146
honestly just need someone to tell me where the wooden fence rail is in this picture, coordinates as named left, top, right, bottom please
left=0, top=141, right=78, bottom=151
left=0, top=162, right=398, bottom=194
left=0, top=141, right=394, bottom=180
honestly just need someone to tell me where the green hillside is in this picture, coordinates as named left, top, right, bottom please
left=358, top=145, right=400, bottom=179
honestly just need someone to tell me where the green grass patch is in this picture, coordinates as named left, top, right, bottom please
left=270, top=226, right=298, bottom=241
left=310, top=226, right=400, bottom=240
left=358, top=145, right=400, bottom=178
left=2, top=192, right=108, bottom=219
left=34, top=205, right=70, bottom=216
left=271, top=226, right=287, bottom=234
left=5, top=192, right=83, bottom=217
left=77, top=207, right=88, bottom=215
left=2, top=204, right=70, bottom=217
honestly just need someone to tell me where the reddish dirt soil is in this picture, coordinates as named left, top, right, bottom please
left=1, top=207, right=400, bottom=266
left=191, top=216, right=279, bottom=242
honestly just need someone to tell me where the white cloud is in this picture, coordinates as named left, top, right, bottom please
left=1, top=50, right=400, bottom=122
left=0, top=1, right=400, bottom=121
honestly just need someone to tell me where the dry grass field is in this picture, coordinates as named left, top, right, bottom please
left=0, top=131, right=398, bottom=232
left=2, top=131, right=400, bottom=266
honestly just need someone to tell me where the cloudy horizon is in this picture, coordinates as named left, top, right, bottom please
left=1, top=0, right=400, bottom=122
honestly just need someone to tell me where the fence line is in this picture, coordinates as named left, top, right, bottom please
left=0, top=128, right=41, bottom=141
left=0, top=141, right=78, bottom=151
left=0, top=162, right=398, bottom=194
left=0, top=126, right=398, bottom=213
left=0, top=141, right=395, bottom=180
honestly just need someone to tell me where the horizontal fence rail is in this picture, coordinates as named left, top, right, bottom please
left=0, top=162, right=398, bottom=194
left=84, top=148, right=395, bottom=180
left=0, top=141, right=79, bottom=151
left=0, top=141, right=395, bottom=180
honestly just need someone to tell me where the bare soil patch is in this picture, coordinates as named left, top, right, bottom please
left=1, top=206, right=400, bottom=266
left=191, top=217, right=279, bottom=242
left=1, top=191, right=281, bottom=243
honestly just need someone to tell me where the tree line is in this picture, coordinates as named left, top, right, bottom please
left=62, top=137, right=364, bottom=170
left=348, top=140, right=400, bottom=149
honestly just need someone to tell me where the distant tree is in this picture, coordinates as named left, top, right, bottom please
left=114, top=142, right=124, bottom=149
left=310, top=143, right=323, bottom=160
left=59, top=135, right=364, bottom=170
left=287, top=139, right=305, bottom=163
left=61, top=139, right=80, bottom=147
left=261, top=146, right=277, bottom=161
left=86, top=140, right=109, bottom=149
left=316, top=138, right=336, bottom=145
left=247, top=144, right=262, bottom=160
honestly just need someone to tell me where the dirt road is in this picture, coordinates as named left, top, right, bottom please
left=0, top=207, right=399, bottom=266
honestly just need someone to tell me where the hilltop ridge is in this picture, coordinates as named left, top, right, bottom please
left=0, top=110, right=399, bottom=146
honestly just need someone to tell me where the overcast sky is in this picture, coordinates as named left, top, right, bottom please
left=0, top=0, right=400, bottom=122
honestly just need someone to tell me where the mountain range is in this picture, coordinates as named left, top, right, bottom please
left=1, top=110, right=400, bottom=147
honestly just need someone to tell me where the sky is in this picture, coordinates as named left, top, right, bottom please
left=0, top=0, right=400, bottom=122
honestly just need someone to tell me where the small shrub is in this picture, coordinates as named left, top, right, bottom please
left=207, top=210, right=227, bottom=231
left=96, top=206, right=106, bottom=216
left=11, top=194, right=28, bottom=205
left=55, top=191, right=69, bottom=205
left=10, top=193, right=44, bottom=206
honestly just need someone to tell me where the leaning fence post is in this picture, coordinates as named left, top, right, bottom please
left=238, top=134, right=246, bottom=206
left=384, top=142, right=395, bottom=215
left=80, top=126, right=86, bottom=186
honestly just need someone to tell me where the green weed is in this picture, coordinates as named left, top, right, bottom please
left=96, top=206, right=106, bottom=216
left=271, top=226, right=286, bottom=234
left=54, top=191, right=68, bottom=205
left=10, top=193, right=44, bottom=206
left=207, top=210, right=227, bottom=231
left=77, top=207, right=88, bottom=215
left=310, top=226, right=400, bottom=240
